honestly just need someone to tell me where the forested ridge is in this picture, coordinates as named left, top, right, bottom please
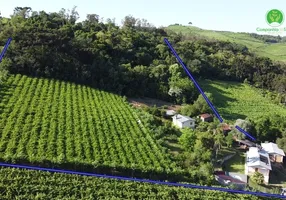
left=0, top=7, right=286, bottom=105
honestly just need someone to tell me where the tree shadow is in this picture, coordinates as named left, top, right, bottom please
left=199, top=80, right=238, bottom=108
left=162, top=140, right=183, bottom=153
left=221, top=112, right=248, bottom=121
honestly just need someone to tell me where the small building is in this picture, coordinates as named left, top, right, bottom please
left=236, top=139, right=256, bottom=150
left=166, top=109, right=176, bottom=117
left=261, top=142, right=285, bottom=163
left=214, top=171, right=247, bottom=190
left=221, top=123, right=231, bottom=135
left=245, top=147, right=272, bottom=184
left=172, top=114, right=195, bottom=129
left=199, top=113, right=213, bottom=122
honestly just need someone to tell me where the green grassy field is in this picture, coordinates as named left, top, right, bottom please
left=0, top=167, right=272, bottom=200
left=166, top=25, right=286, bottom=62
left=224, top=152, right=246, bottom=174
left=199, top=80, right=286, bottom=121
left=0, top=74, right=181, bottom=179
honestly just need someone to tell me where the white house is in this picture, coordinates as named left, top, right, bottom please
left=172, top=114, right=195, bottom=129
left=245, top=147, right=272, bottom=184
left=261, top=142, right=285, bottom=163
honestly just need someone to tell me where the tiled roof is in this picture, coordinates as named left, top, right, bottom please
left=200, top=113, right=212, bottom=119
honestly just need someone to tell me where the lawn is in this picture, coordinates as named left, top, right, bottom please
left=216, top=147, right=236, bottom=161
left=223, top=151, right=246, bottom=174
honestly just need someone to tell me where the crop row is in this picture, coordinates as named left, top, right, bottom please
left=0, top=167, right=271, bottom=200
left=0, top=75, right=182, bottom=179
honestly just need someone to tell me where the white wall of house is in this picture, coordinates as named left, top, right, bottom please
left=258, top=168, right=270, bottom=183
left=182, top=120, right=195, bottom=129
left=172, top=118, right=195, bottom=129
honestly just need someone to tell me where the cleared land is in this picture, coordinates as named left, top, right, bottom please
left=199, top=80, right=286, bottom=121
left=0, top=74, right=181, bottom=179
left=166, top=25, right=286, bottom=62
left=0, top=167, right=273, bottom=200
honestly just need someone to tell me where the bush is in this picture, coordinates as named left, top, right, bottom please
left=250, top=171, right=264, bottom=185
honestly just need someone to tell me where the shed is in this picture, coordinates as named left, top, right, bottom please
left=199, top=113, right=213, bottom=122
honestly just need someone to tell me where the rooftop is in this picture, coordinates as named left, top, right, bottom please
left=261, top=142, right=285, bottom=156
left=173, top=114, right=194, bottom=123
left=200, top=113, right=212, bottom=119
left=237, top=139, right=256, bottom=147
left=246, top=147, right=272, bottom=170
left=166, top=110, right=176, bottom=116
left=221, top=123, right=231, bottom=131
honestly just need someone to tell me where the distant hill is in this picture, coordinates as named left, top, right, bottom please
left=166, top=25, right=286, bottom=62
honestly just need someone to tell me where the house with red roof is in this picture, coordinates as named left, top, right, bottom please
left=199, top=113, right=213, bottom=122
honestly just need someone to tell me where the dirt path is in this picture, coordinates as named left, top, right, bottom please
left=128, top=97, right=181, bottom=110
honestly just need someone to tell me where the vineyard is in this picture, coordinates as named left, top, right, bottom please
left=0, top=167, right=273, bottom=200
left=0, top=74, right=183, bottom=180
left=200, top=80, right=286, bottom=121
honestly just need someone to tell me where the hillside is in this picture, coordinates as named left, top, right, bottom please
left=200, top=80, right=286, bottom=121
left=166, top=25, right=286, bottom=62
left=0, top=74, right=182, bottom=180
left=0, top=167, right=272, bottom=200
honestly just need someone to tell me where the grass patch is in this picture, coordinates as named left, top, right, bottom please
left=216, top=147, right=236, bottom=160
left=223, top=151, right=245, bottom=174
left=199, top=80, right=286, bottom=122
left=166, top=25, right=286, bottom=62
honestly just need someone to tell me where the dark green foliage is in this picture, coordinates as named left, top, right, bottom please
left=1, top=7, right=286, bottom=105
left=0, top=167, right=272, bottom=200
left=251, top=172, right=265, bottom=185
left=180, top=93, right=213, bottom=117
left=249, top=33, right=284, bottom=43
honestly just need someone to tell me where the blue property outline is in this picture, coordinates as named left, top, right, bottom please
left=0, top=38, right=12, bottom=62
left=164, top=38, right=256, bottom=141
left=0, top=37, right=269, bottom=196
left=164, top=38, right=223, bottom=123
left=235, top=125, right=256, bottom=141
left=0, top=162, right=284, bottom=199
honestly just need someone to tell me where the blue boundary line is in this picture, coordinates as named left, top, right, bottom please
left=164, top=38, right=223, bottom=123
left=235, top=125, right=256, bottom=141
left=164, top=38, right=257, bottom=141
left=0, top=38, right=12, bottom=62
left=0, top=162, right=284, bottom=199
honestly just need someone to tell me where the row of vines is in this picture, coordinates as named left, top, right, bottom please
left=0, top=74, right=186, bottom=180
left=0, top=167, right=272, bottom=200
left=199, top=80, right=286, bottom=121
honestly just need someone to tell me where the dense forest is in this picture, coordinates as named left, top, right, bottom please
left=0, top=7, right=286, bottom=105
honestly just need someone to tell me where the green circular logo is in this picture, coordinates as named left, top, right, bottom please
left=266, top=9, right=284, bottom=27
